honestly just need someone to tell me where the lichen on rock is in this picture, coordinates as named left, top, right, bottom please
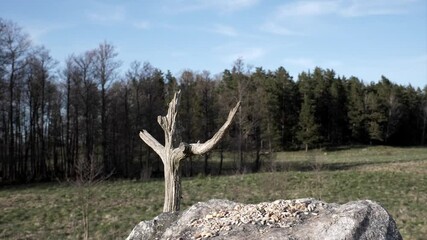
left=127, top=198, right=402, bottom=240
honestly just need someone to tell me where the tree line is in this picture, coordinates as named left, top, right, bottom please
left=1, top=18, right=426, bottom=183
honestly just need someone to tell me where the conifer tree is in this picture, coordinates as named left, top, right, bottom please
left=297, top=94, right=320, bottom=151
left=346, top=77, right=367, bottom=143
left=297, top=71, right=320, bottom=151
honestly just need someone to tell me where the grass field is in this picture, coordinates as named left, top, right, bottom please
left=1, top=146, right=426, bottom=239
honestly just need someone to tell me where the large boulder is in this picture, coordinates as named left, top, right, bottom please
left=127, top=198, right=402, bottom=240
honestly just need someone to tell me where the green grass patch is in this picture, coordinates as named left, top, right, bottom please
left=1, top=146, right=426, bottom=239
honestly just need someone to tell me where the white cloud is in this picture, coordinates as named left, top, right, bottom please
left=260, top=22, right=299, bottom=36
left=262, top=0, right=419, bottom=36
left=277, top=1, right=339, bottom=17
left=283, top=57, right=315, bottom=69
left=133, top=21, right=150, bottom=30
left=86, top=5, right=126, bottom=23
left=225, top=47, right=266, bottom=62
left=166, top=0, right=259, bottom=13
left=218, top=0, right=259, bottom=12
left=26, top=25, right=54, bottom=43
left=283, top=57, right=343, bottom=70
left=341, top=0, right=418, bottom=17
left=261, top=1, right=339, bottom=37
left=212, top=24, right=238, bottom=36
left=170, top=51, right=188, bottom=58
left=274, top=0, right=418, bottom=18
left=21, top=22, right=71, bottom=44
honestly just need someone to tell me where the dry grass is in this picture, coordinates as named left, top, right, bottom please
left=353, top=160, right=427, bottom=174
left=1, top=146, right=426, bottom=239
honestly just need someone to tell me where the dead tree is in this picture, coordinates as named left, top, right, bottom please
left=139, top=91, right=240, bottom=212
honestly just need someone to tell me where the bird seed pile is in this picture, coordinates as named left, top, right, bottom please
left=189, top=199, right=323, bottom=239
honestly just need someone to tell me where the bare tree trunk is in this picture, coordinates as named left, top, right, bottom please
left=66, top=73, right=72, bottom=178
left=139, top=91, right=239, bottom=212
left=74, top=106, right=79, bottom=178
left=73, top=154, right=111, bottom=240
left=219, top=143, right=224, bottom=175
left=39, top=70, right=47, bottom=179
left=421, top=103, right=427, bottom=145
left=188, top=156, right=193, bottom=177
left=163, top=162, right=181, bottom=211
left=8, top=62, right=15, bottom=182
left=238, top=104, right=243, bottom=172
left=204, top=154, right=209, bottom=175
left=253, top=126, right=261, bottom=172
left=101, top=86, right=108, bottom=172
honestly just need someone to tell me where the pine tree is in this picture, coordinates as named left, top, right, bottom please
left=297, top=71, right=320, bottom=151
left=312, top=67, right=332, bottom=144
left=267, top=67, right=299, bottom=149
left=365, top=86, right=385, bottom=143
left=346, top=76, right=367, bottom=143
left=329, top=76, right=348, bottom=145
left=297, top=94, right=320, bottom=151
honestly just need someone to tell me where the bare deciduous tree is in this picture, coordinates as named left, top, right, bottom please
left=139, top=91, right=240, bottom=212
left=421, top=98, right=427, bottom=145
left=73, top=155, right=112, bottom=240
left=94, top=42, right=121, bottom=174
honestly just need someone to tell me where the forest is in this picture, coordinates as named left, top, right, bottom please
left=1, top=18, right=427, bottom=183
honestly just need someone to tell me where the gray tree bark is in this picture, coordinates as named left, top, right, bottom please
left=139, top=91, right=240, bottom=212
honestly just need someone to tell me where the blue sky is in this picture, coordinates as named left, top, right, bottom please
left=1, top=0, right=426, bottom=88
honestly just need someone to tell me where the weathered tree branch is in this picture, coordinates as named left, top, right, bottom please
left=189, top=101, right=240, bottom=155
left=138, top=91, right=239, bottom=212
left=138, top=130, right=165, bottom=163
